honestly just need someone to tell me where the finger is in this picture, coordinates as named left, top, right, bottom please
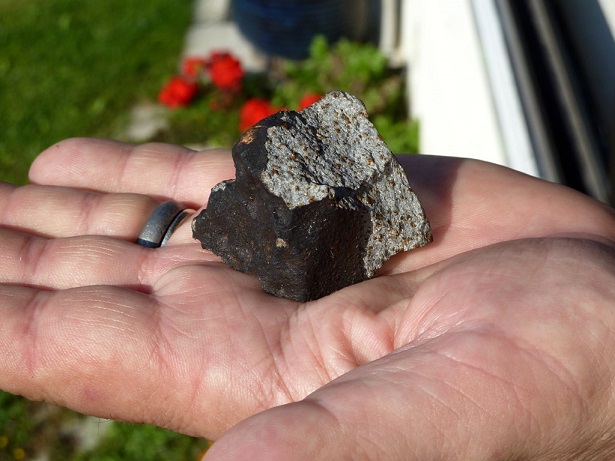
left=0, top=284, right=156, bottom=403
left=390, top=155, right=615, bottom=272
left=28, top=138, right=235, bottom=207
left=0, top=181, right=199, bottom=243
left=0, top=283, right=210, bottom=434
left=0, top=182, right=162, bottom=239
left=0, top=227, right=217, bottom=290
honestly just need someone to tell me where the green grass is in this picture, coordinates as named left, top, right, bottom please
left=0, top=0, right=192, bottom=184
left=74, top=422, right=211, bottom=461
left=1, top=390, right=210, bottom=461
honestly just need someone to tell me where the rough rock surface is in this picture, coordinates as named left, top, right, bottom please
left=192, top=91, right=432, bottom=301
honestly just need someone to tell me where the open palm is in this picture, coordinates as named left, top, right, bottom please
left=2, top=138, right=615, bottom=460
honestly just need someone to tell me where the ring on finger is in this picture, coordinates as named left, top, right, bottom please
left=136, top=200, right=191, bottom=248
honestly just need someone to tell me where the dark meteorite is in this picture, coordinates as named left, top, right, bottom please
left=192, top=91, right=432, bottom=301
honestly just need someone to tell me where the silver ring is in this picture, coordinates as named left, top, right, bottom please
left=137, top=200, right=190, bottom=248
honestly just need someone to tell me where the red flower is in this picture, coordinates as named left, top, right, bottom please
left=239, top=98, right=280, bottom=132
left=158, top=76, right=198, bottom=108
left=207, top=52, right=244, bottom=91
left=182, top=56, right=208, bottom=78
left=298, top=93, right=322, bottom=110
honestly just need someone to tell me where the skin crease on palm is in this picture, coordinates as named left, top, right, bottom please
left=0, top=138, right=614, bottom=460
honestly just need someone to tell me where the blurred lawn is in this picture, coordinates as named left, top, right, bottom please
left=0, top=0, right=191, bottom=184
left=1, top=389, right=210, bottom=460
left=0, top=0, right=211, bottom=459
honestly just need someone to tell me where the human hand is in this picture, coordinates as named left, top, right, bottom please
left=1, top=138, right=615, bottom=460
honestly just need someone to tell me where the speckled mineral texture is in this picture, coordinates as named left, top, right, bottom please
left=192, top=91, right=432, bottom=301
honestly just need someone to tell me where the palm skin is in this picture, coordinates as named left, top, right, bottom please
left=1, top=138, right=615, bottom=460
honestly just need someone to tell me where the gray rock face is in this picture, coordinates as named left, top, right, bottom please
left=192, top=91, right=432, bottom=301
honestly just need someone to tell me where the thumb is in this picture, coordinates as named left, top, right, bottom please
left=202, top=401, right=348, bottom=461
left=202, top=328, right=613, bottom=461
left=201, top=337, right=532, bottom=461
